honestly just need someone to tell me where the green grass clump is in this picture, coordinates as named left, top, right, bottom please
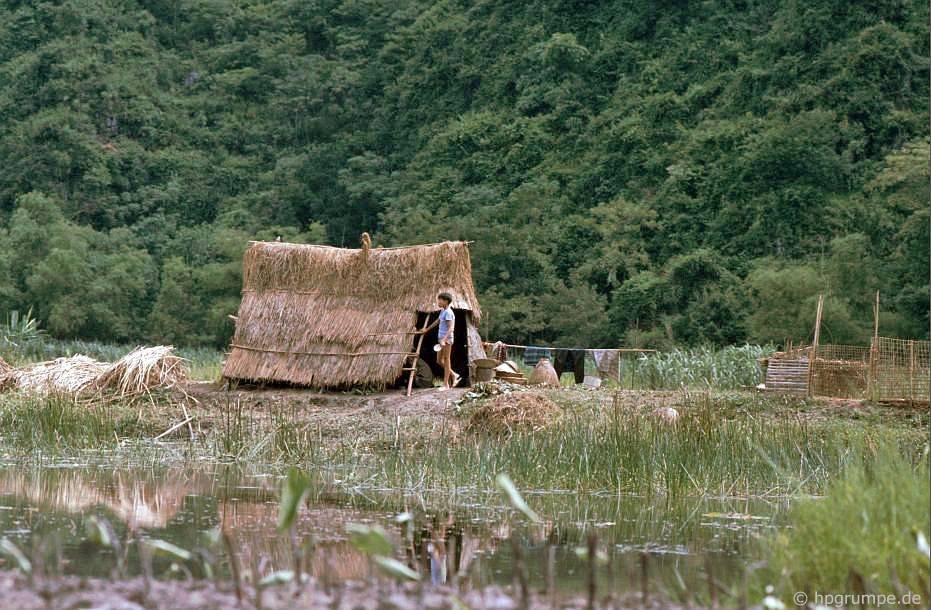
left=760, top=447, right=930, bottom=599
left=0, top=392, right=165, bottom=450
left=377, top=392, right=925, bottom=497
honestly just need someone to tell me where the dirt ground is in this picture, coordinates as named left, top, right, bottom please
left=180, top=382, right=470, bottom=444
left=172, top=381, right=927, bottom=446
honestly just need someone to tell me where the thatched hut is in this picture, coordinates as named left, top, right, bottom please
left=222, top=238, right=486, bottom=388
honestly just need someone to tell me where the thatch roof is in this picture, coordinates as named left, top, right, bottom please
left=222, top=239, right=482, bottom=387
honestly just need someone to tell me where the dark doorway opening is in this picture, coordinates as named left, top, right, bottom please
left=413, top=309, right=471, bottom=386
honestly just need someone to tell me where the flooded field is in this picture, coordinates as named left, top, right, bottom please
left=0, top=459, right=783, bottom=598
left=0, top=385, right=925, bottom=608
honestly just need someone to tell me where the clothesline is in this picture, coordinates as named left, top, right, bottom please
left=490, top=342, right=657, bottom=354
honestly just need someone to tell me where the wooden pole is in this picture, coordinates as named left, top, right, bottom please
left=617, top=350, right=621, bottom=387
left=908, top=340, right=915, bottom=406
left=869, top=292, right=879, bottom=401
left=807, top=294, right=824, bottom=397
left=873, top=291, right=880, bottom=340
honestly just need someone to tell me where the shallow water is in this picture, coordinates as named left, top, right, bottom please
left=0, top=460, right=786, bottom=595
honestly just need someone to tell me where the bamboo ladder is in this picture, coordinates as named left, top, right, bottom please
left=404, top=318, right=431, bottom=396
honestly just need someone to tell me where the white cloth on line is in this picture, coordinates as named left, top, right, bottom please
left=592, top=349, right=620, bottom=382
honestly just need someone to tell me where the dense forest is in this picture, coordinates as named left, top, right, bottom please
left=0, top=0, right=927, bottom=349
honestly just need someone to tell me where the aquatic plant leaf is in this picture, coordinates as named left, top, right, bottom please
left=85, top=516, right=115, bottom=548
left=146, top=539, right=193, bottom=562
left=495, top=474, right=541, bottom=523
left=373, top=556, right=420, bottom=581
left=260, top=570, right=294, bottom=587
left=277, top=468, right=311, bottom=533
left=347, top=523, right=394, bottom=556
left=0, top=538, right=31, bottom=574
left=916, top=530, right=930, bottom=560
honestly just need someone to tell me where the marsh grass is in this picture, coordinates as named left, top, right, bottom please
left=760, top=446, right=931, bottom=599
left=0, top=384, right=924, bottom=503
left=378, top=391, right=925, bottom=497
left=0, top=392, right=163, bottom=449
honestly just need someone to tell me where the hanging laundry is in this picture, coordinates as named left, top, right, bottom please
left=522, top=346, right=553, bottom=367
left=592, top=350, right=621, bottom=382
left=554, top=349, right=586, bottom=384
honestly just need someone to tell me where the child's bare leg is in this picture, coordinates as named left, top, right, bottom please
left=443, top=344, right=453, bottom=388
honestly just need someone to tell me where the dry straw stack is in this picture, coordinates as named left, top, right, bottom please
left=223, top=240, right=482, bottom=387
left=94, top=346, right=187, bottom=398
left=466, top=392, right=561, bottom=437
left=10, top=355, right=108, bottom=394
left=2, top=346, right=186, bottom=398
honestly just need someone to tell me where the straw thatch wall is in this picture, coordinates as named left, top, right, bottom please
left=222, top=240, right=482, bottom=387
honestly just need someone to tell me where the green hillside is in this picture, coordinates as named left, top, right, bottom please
left=0, top=0, right=927, bottom=348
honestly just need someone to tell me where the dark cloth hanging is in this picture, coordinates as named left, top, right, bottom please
left=554, top=349, right=586, bottom=384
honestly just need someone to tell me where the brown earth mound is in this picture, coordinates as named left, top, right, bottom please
left=466, top=391, right=561, bottom=436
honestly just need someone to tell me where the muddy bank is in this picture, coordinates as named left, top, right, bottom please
left=180, top=381, right=927, bottom=435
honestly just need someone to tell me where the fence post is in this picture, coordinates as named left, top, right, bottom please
left=908, top=340, right=915, bottom=406
left=807, top=294, right=824, bottom=397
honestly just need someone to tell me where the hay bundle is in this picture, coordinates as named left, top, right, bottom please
left=0, top=356, right=10, bottom=376
left=95, top=346, right=188, bottom=397
left=466, top=392, right=561, bottom=437
left=10, top=356, right=108, bottom=394
left=528, top=357, right=559, bottom=386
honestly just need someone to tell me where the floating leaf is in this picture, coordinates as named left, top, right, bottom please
left=145, top=539, right=193, bottom=562
left=277, top=468, right=311, bottom=533
left=347, top=524, right=394, bottom=557
left=0, top=539, right=31, bottom=574
left=373, top=556, right=420, bottom=582
left=495, top=474, right=541, bottom=523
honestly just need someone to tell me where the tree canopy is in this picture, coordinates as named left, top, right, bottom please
left=0, top=0, right=927, bottom=348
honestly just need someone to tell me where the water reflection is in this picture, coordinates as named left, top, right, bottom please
left=0, top=464, right=786, bottom=594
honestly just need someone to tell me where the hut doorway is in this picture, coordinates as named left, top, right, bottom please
left=414, top=310, right=471, bottom=386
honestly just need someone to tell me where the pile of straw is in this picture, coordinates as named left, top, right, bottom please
left=9, top=356, right=108, bottom=394
left=95, top=346, right=188, bottom=397
left=2, top=346, right=187, bottom=398
left=466, top=392, right=561, bottom=437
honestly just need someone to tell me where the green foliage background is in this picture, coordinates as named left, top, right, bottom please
left=0, top=0, right=927, bottom=348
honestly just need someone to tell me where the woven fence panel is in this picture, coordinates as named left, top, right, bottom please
left=811, top=344, right=870, bottom=399
left=872, top=337, right=930, bottom=403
